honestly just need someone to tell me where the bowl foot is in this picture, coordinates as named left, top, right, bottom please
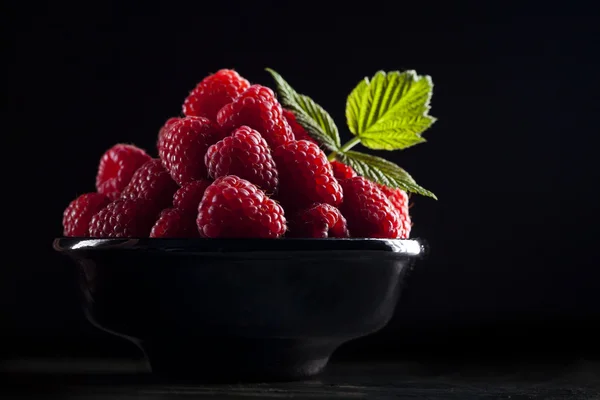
left=142, top=337, right=336, bottom=382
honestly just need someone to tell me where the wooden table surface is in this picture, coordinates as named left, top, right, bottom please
left=2, top=358, right=600, bottom=399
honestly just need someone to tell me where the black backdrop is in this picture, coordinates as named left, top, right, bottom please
left=4, top=4, right=599, bottom=361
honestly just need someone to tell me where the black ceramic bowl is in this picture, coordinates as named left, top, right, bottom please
left=53, top=238, right=425, bottom=382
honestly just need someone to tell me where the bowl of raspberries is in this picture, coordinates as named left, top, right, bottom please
left=54, top=68, right=436, bottom=381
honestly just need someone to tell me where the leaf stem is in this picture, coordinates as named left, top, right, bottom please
left=327, top=136, right=361, bottom=161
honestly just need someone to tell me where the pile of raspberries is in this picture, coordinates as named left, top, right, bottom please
left=62, top=70, right=411, bottom=239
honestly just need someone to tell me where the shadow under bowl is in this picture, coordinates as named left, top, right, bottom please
left=53, top=237, right=425, bottom=382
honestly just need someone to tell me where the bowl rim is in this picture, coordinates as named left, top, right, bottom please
left=53, top=237, right=426, bottom=257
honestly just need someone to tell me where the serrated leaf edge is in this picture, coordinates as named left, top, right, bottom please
left=338, top=150, right=437, bottom=200
left=345, top=70, right=436, bottom=151
left=265, top=68, right=341, bottom=150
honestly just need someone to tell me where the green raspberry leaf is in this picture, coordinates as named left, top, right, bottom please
left=346, top=70, right=436, bottom=151
left=338, top=150, right=437, bottom=199
left=266, top=68, right=341, bottom=151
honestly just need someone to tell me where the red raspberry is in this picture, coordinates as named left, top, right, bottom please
left=273, top=140, right=343, bottom=211
left=288, top=203, right=349, bottom=238
left=339, top=177, right=401, bottom=238
left=95, top=144, right=151, bottom=200
left=197, top=175, right=286, bottom=238
left=282, top=109, right=317, bottom=144
left=150, top=208, right=199, bottom=238
left=183, top=69, right=251, bottom=121
left=172, top=179, right=212, bottom=214
left=121, top=159, right=178, bottom=210
left=62, top=193, right=110, bottom=237
left=157, top=117, right=181, bottom=146
left=158, top=116, right=225, bottom=185
left=205, top=126, right=278, bottom=194
left=217, top=85, right=294, bottom=149
left=88, top=198, right=158, bottom=238
left=330, top=160, right=357, bottom=180
left=376, top=184, right=412, bottom=238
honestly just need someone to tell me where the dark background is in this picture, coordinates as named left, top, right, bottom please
left=3, top=4, right=599, bottom=362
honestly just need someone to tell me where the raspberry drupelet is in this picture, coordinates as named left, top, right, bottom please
left=197, top=175, right=286, bottom=238
left=88, top=198, right=159, bottom=238
left=95, top=144, right=151, bottom=200
left=339, top=176, right=402, bottom=239
left=183, top=69, right=251, bottom=121
left=273, top=140, right=343, bottom=212
left=150, top=208, right=199, bottom=238
left=121, top=158, right=178, bottom=211
left=158, top=116, right=225, bottom=185
left=217, top=85, right=295, bottom=149
left=62, top=193, right=110, bottom=237
left=287, top=203, right=349, bottom=238
left=205, top=125, right=278, bottom=194
left=172, top=179, right=212, bottom=214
